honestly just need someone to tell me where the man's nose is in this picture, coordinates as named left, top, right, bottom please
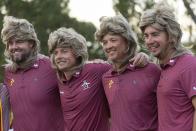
left=145, top=35, right=154, bottom=45
left=104, top=41, right=113, bottom=50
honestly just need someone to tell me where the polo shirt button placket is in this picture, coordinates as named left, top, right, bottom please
left=20, top=72, right=25, bottom=88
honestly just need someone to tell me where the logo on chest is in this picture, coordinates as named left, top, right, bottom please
left=108, top=80, right=114, bottom=89
left=9, top=78, right=15, bottom=87
left=82, top=80, right=91, bottom=90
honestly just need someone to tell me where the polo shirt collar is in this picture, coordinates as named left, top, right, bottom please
left=110, top=64, right=137, bottom=75
left=15, top=59, right=40, bottom=73
left=31, top=61, right=39, bottom=69
left=160, top=57, right=178, bottom=69
left=62, top=69, right=82, bottom=83
left=160, top=53, right=192, bottom=69
left=73, top=71, right=81, bottom=78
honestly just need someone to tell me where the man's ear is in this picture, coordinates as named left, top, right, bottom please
left=169, top=38, right=177, bottom=45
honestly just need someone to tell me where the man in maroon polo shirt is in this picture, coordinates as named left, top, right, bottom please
left=139, top=3, right=196, bottom=131
left=95, top=15, right=160, bottom=131
left=48, top=27, right=111, bottom=131
left=1, top=16, right=64, bottom=131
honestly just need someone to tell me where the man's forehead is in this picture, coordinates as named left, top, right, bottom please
left=144, top=26, right=161, bottom=34
left=7, top=38, right=27, bottom=44
left=54, top=47, right=72, bottom=51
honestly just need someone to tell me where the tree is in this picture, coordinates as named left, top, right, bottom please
left=113, top=0, right=154, bottom=53
left=113, top=0, right=196, bottom=54
left=181, top=0, right=196, bottom=53
left=182, top=0, right=196, bottom=24
left=0, top=0, right=98, bottom=82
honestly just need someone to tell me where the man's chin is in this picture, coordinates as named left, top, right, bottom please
left=151, top=52, right=159, bottom=58
left=12, top=58, right=22, bottom=64
left=11, top=57, right=27, bottom=64
left=107, top=59, right=123, bottom=65
left=57, top=66, right=68, bottom=71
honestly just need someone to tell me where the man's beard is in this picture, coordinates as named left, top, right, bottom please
left=10, top=50, right=32, bottom=64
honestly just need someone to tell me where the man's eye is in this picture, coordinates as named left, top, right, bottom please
left=102, top=41, right=107, bottom=46
left=143, top=34, right=148, bottom=38
left=152, top=32, right=160, bottom=37
left=16, top=40, right=24, bottom=43
left=53, top=51, right=58, bottom=55
left=143, top=34, right=148, bottom=40
left=62, top=49, right=68, bottom=53
left=111, top=39, right=117, bottom=42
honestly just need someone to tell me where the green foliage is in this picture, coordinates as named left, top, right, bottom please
left=113, top=0, right=196, bottom=54
left=113, top=0, right=155, bottom=53
left=0, top=0, right=97, bottom=82
left=3, top=0, right=96, bottom=54
left=0, top=2, right=4, bottom=82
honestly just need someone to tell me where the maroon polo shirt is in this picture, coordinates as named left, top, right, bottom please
left=158, top=54, right=196, bottom=131
left=58, top=63, right=111, bottom=131
left=4, top=56, right=64, bottom=131
left=102, top=63, right=160, bottom=131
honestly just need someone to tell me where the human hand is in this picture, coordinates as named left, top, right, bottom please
left=129, top=52, right=149, bottom=67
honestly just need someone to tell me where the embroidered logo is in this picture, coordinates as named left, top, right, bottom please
left=34, top=78, right=38, bottom=81
left=33, top=63, right=39, bottom=68
left=193, top=86, right=196, bottom=91
left=60, top=91, right=64, bottom=94
left=133, top=80, right=137, bottom=85
left=82, top=80, right=90, bottom=90
left=9, top=78, right=15, bottom=87
left=108, top=80, right=114, bottom=89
